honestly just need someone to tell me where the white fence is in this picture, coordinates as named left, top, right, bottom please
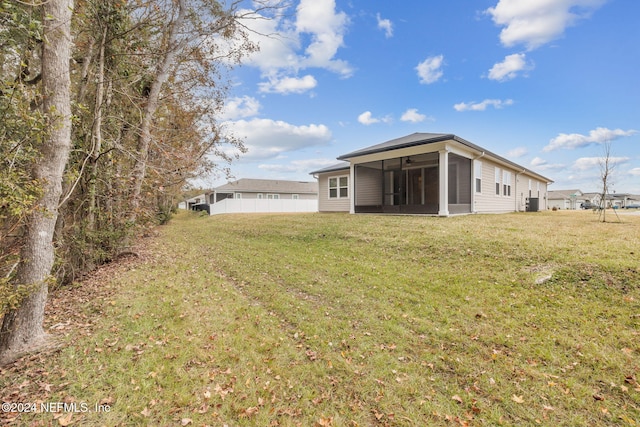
left=209, top=198, right=318, bottom=215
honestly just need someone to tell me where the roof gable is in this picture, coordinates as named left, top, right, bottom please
left=337, top=133, right=452, bottom=159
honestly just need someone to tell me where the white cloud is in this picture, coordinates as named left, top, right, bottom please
left=294, top=0, right=352, bottom=76
left=485, top=0, right=607, bottom=50
left=258, top=75, right=318, bottom=94
left=573, top=156, right=630, bottom=171
left=453, top=98, right=514, bottom=112
left=507, top=147, right=528, bottom=158
left=237, top=0, right=352, bottom=93
left=357, top=111, right=392, bottom=125
left=400, top=108, right=430, bottom=123
left=630, top=168, right=640, bottom=176
left=544, top=127, right=637, bottom=151
left=221, top=96, right=261, bottom=120
left=488, top=53, right=532, bottom=81
left=358, top=111, right=379, bottom=125
left=531, top=157, right=547, bottom=167
left=258, top=158, right=338, bottom=174
left=376, top=13, right=393, bottom=38
left=416, top=55, right=444, bottom=84
left=530, top=157, right=565, bottom=172
left=223, top=118, right=332, bottom=160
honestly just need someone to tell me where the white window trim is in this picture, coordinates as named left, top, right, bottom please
left=267, top=194, right=280, bottom=199
left=503, top=171, right=512, bottom=197
left=495, top=167, right=501, bottom=196
left=329, top=175, right=349, bottom=199
left=474, top=160, right=482, bottom=194
left=257, top=193, right=263, bottom=199
left=292, top=194, right=299, bottom=200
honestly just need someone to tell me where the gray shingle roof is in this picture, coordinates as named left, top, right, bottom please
left=215, top=178, right=318, bottom=194
left=309, top=161, right=350, bottom=175
left=337, top=133, right=453, bottom=159
left=335, top=132, right=553, bottom=183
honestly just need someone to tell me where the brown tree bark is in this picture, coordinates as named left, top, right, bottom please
left=128, top=0, right=188, bottom=224
left=0, top=0, right=74, bottom=365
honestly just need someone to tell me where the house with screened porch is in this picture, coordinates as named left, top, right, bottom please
left=310, top=133, right=553, bottom=216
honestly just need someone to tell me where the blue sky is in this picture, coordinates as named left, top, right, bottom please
left=207, top=0, right=639, bottom=194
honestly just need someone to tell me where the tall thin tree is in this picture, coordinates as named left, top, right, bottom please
left=0, top=0, right=74, bottom=364
left=597, top=141, right=620, bottom=223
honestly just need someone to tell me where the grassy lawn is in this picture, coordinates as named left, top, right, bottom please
left=2, top=210, right=639, bottom=426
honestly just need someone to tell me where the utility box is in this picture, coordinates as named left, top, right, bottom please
left=527, top=198, right=539, bottom=212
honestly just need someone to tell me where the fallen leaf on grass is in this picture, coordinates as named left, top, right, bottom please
left=315, top=416, right=333, bottom=426
left=140, top=407, right=151, bottom=417
left=452, top=395, right=463, bottom=404
left=181, top=418, right=192, bottom=426
left=511, top=395, right=524, bottom=404
left=57, top=412, right=74, bottom=426
left=240, top=406, right=258, bottom=418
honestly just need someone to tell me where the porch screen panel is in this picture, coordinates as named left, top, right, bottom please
left=448, top=153, right=472, bottom=214
left=383, top=158, right=402, bottom=206
left=355, top=162, right=383, bottom=207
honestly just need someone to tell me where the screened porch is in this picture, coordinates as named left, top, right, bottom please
left=353, top=152, right=472, bottom=214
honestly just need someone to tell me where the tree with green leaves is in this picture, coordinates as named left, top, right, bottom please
left=1, top=0, right=282, bottom=364
left=0, top=0, right=74, bottom=364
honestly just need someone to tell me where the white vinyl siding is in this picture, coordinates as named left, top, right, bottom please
left=318, top=171, right=350, bottom=212
left=474, top=160, right=519, bottom=213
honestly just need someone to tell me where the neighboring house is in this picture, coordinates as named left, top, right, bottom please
left=547, top=189, right=584, bottom=210
left=310, top=133, right=553, bottom=216
left=183, top=193, right=208, bottom=210
left=548, top=191, right=640, bottom=209
left=208, top=178, right=318, bottom=203
left=606, top=193, right=640, bottom=209
left=181, top=178, right=319, bottom=215
left=582, top=192, right=603, bottom=208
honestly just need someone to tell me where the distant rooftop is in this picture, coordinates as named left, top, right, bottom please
left=214, top=178, right=318, bottom=194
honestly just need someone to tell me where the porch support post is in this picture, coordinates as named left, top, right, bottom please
left=349, top=163, right=355, bottom=214
left=438, top=149, right=449, bottom=216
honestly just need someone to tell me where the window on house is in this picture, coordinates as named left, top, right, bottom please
left=503, top=171, right=511, bottom=196
left=234, top=193, right=242, bottom=199
left=329, top=176, right=349, bottom=199
left=528, top=179, right=532, bottom=198
left=474, top=160, right=482, bottom=193
left=495, top=168, right=501, bottom=195
left=537, top=182, right=540, bottom=197
left=292, top=194, right=299, bottom=200
left=267, top=194, right=280, bottom=199
left=257, top=193, right=263, bottom=199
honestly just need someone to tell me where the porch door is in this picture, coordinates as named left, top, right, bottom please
left=407, top=168, right=423, bottom=205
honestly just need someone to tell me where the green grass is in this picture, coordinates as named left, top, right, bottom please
left=2, top=210, right=639, bottom=426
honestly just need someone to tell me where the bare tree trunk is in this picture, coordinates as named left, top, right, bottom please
left=128, top=0, right=188, bottom=223
left=0, top=0, right=74, bottom=365
left=87, top=25, right=108, bottom=231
